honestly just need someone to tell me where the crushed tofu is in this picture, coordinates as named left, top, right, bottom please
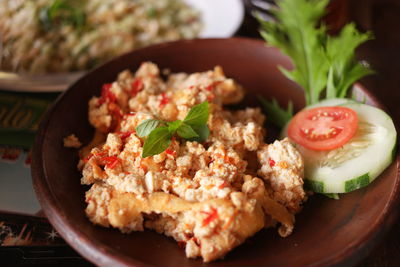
left=79, top=62, right=307, bottom=262
left=63, top=134, right=82, bottom=148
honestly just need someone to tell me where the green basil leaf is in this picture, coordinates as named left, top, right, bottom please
left=136, top=119, right=161, bottom=137
left=142, top=126, right=171, bottom=158
left=183, top=102, right=209, bottom=126
left=167, top=120, right=182, bottom=133
left=258, top=96, right=293, bottom=128
left=188, top=124, right=210, bottom=143
left=177, top=123, right=199, bottom=139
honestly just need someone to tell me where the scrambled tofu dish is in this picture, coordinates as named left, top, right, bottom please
left=0, top=0, right=201, bottom=74
left=79, top=62, right=307, bottom=262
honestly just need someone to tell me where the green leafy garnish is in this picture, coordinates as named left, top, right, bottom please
left=142, top=127, right=172, bottom=158
left=136, top=102, right=210, bottom=157
left=39, top=0, right=86, bottom=31
left=177, top=123, right=199, bottom=139
left=136, top=119, right=161, bottom=137
left=183, top=101, right=209, bottom=126
left=189, top=124, right=210, bottom=143
left=325, top=24, right=374, bottom=98
left=258, top=96, right=293, bottom=128
left=258, top=0, right=373, bottom=106
left=257, top=0, right=374, bottom=199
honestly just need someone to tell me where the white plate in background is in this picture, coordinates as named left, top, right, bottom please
left=0, top=0, right=244, bottom=92
left=186, top=0, right=245, bottom=38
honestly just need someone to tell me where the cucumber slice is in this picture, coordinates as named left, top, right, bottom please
left=292, top=103, right=397, bottom=193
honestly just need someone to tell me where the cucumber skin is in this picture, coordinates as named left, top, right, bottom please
left=344, top=173, right=370, bottom=193
left=392, top=139, right=398, bottom=162
left=304, top=179, right=324, bottom=193
left=305, top=173, right=370, bottom=193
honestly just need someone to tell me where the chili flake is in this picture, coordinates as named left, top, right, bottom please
left=107, top=103, right=124, bottom=131
left=83, top=154, right=93, bottom=163
left=140, top=162, right=148, bottom=173
left=201, top=207, right=219, bottom=226
left=116, top=131, right=134, bottom=141
left=269, top=158, right=276, bottom=167
left=131, top=78, right=144, bottom=97
left=165, top=148, right=176, bottom=157
left=83, top=151, right=107, bottom=163
left=159, top=92, right=169, bottom=107
left=98, top=156, right=120, bottom=169
left=98, top=83, right=116, bottom=106
left=218, top=180, right=228, bottom=189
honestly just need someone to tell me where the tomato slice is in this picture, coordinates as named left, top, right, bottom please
left=287, top=106, right=358, bottom=151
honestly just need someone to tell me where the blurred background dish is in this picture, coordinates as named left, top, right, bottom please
left=0, top=0, right=244, bottom=92
left=188, top=0, right=244, bottom=38
left=0, top=71, right=84, bottom=92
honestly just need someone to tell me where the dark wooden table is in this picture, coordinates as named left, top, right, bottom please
left=350, top=1, right=400, bottom=266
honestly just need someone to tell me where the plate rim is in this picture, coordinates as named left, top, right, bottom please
left=31, top=37, right=400, bottom=266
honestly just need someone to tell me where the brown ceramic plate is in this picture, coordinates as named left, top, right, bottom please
left=32, top=38, right=400, bottom=266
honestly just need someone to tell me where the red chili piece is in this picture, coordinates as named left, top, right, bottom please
left=159, top=93, right=169, bottom=107
left=206, top=81, right=223, bottom=91
left=108, top=104, right=123, bottom=126
left=98, top=83, right=116, bottom=106
left=83, top=154, right=93, bottom=163
left=218, top=181, right=228, bottom=189
left=201, top=207, right=219, bottom=226
left=83, top=151, right=107, bottom=163
left=165, top=148, right=176, bottom=156
left=95, top=151, right=108, bottom=157
left=131, top=78, right=144, bottom=97
left=207, top=94, right=215, bottom=102
left=116, top=131, right=134, bottom=141
left=99, top=156, right=120, bottom=169
left=269, top=158, right=276, bottom=167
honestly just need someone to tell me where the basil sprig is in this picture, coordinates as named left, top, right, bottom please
left=137, top=102, right=210, bottom=158
left=258, top=96, right=293, bottom=128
